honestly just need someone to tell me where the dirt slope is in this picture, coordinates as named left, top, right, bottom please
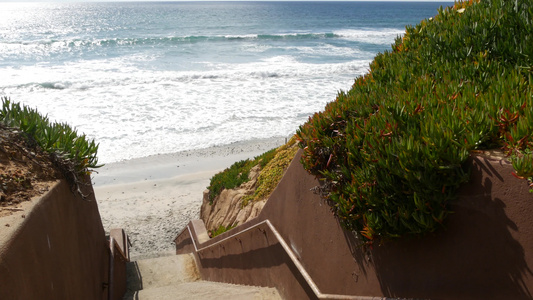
left=0, top=125, right=60, bottom=217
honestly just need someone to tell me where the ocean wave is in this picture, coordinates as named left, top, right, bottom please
left=154, top=61, right=368, bottom=83
left=0, top=32, right=342, bottom=49
left=39, top=82, right=69, bottom=90
left=3, top=58, right=370, bottom=93
left=8, top=81, right=72, bottom=91
left=334, top=28, right=406, bottom=44
left=1, top=29, right=404, bottom=56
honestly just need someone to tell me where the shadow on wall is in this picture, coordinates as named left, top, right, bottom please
left=0, top=179, right=111, bottom=300
left=345, top=155, right=533, bottom=300
left=199, top=242, right=317, bottom=299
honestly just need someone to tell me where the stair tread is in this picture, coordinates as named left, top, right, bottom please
left=127, top=281, right=281, bottom=300
left=125, top=254, right=200, bottom=291
left=123, top=253, right=281, bottom=300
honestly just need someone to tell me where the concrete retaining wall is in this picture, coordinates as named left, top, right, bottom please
left=176, top=150, right=533, bottom=299
left=176, top=219, right=319, bottom=299
left=0, top=179, right=123, bottom=300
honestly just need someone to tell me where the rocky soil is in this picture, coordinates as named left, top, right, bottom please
left=0, top=125, right=61, bottom=217
left=200, top=140, right=298, bottom=236
left=200, top=164, right=268, bottom=234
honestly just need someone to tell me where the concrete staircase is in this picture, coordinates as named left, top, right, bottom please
left=122, top=254, right=281, bottom=300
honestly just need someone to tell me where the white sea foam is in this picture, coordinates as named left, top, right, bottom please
left=2, top=55, right=369, bottom=163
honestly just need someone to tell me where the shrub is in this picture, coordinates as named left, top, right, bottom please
left=209, top=224, right=237, bottom=238
left=207, top=147, right=278, bottom=204
left=296, top=0, right=533, bottom=243
left=1, top=97, right=101, bottom=195
left=241, top=136, right=299, bottom=206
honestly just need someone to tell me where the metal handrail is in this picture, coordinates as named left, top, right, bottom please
left=184, top=219, right=380, bottom=300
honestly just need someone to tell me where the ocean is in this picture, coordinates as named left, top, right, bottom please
left=0, top=1, right=451, bottom=163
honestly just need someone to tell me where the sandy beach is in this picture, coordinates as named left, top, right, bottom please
left=92, top=137, right=286, bottom=260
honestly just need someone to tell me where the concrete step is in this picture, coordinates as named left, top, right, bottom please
left=131, top=281, right=281, bottom=300
left=123, top=254, right=281, bottom=300
left=125, top=254, right=201, bottom=291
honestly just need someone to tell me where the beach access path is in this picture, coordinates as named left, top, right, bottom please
left=92, top=138, right=286, bottom=260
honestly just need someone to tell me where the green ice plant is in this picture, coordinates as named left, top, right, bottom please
left=296, top=0, right=533, bottom=243
left=0, top=97, right=101, bottom=177
left=207, top=137, right=299, bottom=206
left=209, top=224, right=237, bottom=238
left=241, top=137, right=299, bottom=207
left=207, top=148, right=277, bottom=204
